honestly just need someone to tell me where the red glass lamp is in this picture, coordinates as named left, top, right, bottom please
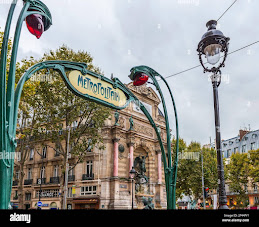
left=26, top=13, right=44, bottom=39
left=132, top=73, right=149, bottom=86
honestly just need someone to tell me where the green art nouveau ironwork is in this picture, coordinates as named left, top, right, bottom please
left=129, top=65, right=179, bottom=209
left=0, top=0, right=52, bottom=209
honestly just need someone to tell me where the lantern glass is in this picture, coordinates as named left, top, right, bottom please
left=26, top=14, right=44, bottom=39
left=133, top=73, right=149, bottom=86
left=204, top=43, right=222, bottom=65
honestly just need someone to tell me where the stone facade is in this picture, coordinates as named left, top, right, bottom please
left=11, top=83, right=168, bottom=209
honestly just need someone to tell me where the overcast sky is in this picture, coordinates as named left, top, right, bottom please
left=1, top=0, right=259, bottom=145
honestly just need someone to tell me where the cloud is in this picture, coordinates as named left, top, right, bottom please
left=1, top=0, right=259, bottom=145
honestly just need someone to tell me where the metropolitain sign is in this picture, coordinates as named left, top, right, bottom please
left=68, top=70, right=129, bottom=109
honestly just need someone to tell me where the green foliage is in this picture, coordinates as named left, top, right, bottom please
left=172, top=139, right=218, bottom=201
left=226, top=149, right=259, bottom=208
left=18, top=45, right=111, bottom=162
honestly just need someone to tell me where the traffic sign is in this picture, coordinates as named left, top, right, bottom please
left=37, top=201, right=42, bottom=207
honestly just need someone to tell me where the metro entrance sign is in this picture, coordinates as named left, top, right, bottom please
left=68, top=70, right=128, bottom=108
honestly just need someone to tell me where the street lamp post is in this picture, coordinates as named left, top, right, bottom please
left=197, top=20, right=229, bottom=209
left=63, top=126, right=71, bottom=210
left=0, top=0, right=52, bottom=209
left=129, top=66, right=179, bottom=209
left=129, top=166, right=136, bottom=209
left=36, top=146, right=44, bottom=209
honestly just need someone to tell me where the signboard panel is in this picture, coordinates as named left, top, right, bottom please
left=68, top=70, right=128, bottom=108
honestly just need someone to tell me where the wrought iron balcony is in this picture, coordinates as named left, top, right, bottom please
left=68, top=175, right=75, bottom=182
left=49, top=176, right=60, bottom=184
left=24, top=179, right=33, bottom=185
left=12, top=180, right=19, bottom=186
left=82, top=173, right=94, bottom=180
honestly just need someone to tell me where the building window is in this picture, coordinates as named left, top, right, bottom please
left=53, top=165, right=59, bottom=177
left=15, top=170, right=20, bottom=180
left=226, top=149, right=231, bottom=158
left=67, top=187, right=75, bottom=198
left=80, top=186, right=97, bottom=196
left=72, top=120, right=78, bottom=129
left=254, top=184, right=258, bottom=193
left=29, top=149, right=34, bottom=160
left=13, top=190, right=18, bottom=200
left=68, top=165, right=74, bottom=176
left=42, top=146, right=47, bottom=159
left=25, top=193, right=31, bottom=201
left=40, top=166, right=45, bottom=179
left=86, top=161, right=93, bottom=176
left=234, top=147, right=238, bottom=154
left=255, top=196, right=259, bottom=204
left=251, top=142, right=256, bottom=151
left=55, top=145, right=60, bottom=156
left=242, top=145, right=246, bottom=153
left=27, top=168, right=32, bottom=179
left=133, top=102, right=152, bottom=116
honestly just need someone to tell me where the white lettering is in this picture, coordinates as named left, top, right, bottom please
left=10, top=213, right=31, bottom=224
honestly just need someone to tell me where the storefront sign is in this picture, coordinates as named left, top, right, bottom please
left=72, top=185, right=76, bottom=195
left=68, top=70, right=128, bottom=108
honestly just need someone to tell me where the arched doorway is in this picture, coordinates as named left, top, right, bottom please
left=50, top=202, right=57, bottom=210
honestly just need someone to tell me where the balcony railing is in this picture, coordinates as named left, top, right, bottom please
left=68, top=175, right=75, bottom=182
left=50, top=176, right=60, bottom=184
left=24, top=179, right=33, bottom=185
left=82, top=173, right=94, bottom=180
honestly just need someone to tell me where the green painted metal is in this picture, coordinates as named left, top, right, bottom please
left=0, top=0, right=17, bottom=210
left=0, top=0, right=52, bottom=209
left=129, top=65, right=179, bottom=209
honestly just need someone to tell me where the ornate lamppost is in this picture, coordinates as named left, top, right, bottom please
left=129, top=166, right=136, bottom=209
left=197, top=20, right=230, bottom=209
left=129, top=66, right=179, bottom=210
left=0, top=0, right=52, bottom=209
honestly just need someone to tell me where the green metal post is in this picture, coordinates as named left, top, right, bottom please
left=0, top=0, right=18, bottom=209
left=0, top=0, right=52, bottom=209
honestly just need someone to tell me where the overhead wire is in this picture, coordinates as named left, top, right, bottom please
left=217, top=0, right=238, bottom=22
left=164, top=40, right=259, bottom=79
